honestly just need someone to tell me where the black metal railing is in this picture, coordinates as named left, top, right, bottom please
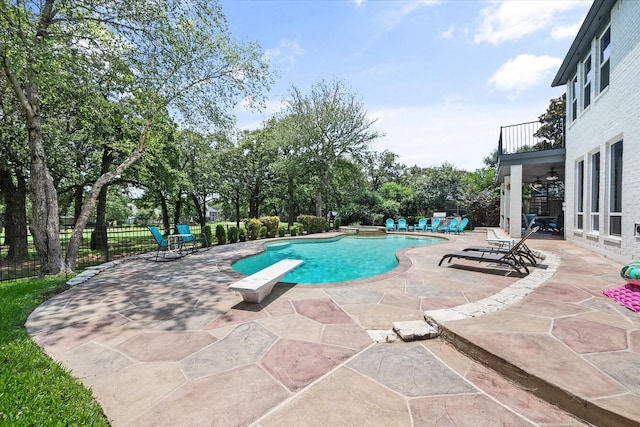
left=0, top=224, right=205, bottom=282
left=498, top=118, right=565, bottom=156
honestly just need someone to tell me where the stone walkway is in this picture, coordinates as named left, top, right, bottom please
left=26, top=231, right=640, bottom=426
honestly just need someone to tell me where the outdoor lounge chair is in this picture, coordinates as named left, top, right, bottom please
left=461, top=226, right=539, bottom=266
left=385, top=218, right=396, bottom=232
left=396, top=218, right=409, bottom=232
left=443, top=217, right=459, bottom=233
left=176, top=224, right=208, bottom=251
left=425, top=218, right=441, bottom=232
left=414, top=218, right=427, bottom=232
left=438, top=235, right=532, bottom=276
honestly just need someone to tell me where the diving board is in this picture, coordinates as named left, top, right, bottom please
left=229, top=259, right=303, bottom=303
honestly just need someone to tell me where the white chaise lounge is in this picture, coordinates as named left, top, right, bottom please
left=229, top=259, right=303, bottom=303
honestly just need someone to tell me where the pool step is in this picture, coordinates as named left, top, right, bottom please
left=367, top=320, right=439, bottom=343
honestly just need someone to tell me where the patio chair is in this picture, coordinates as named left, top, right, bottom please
left=147, top=225, right=171, bottom=260
left=424, top=218, right=441, bottom=232
left=414, top=218, right=427, bottom=232
left=396, top=218, right=409, bottom=232
left=443, top=217, right=459, bottom=233
left=460, top=226, right=540, bottom=267
left=438, top=233, right=533, bottom=276
left=176, top=223, right=208, bottom=252
left=385, top=218, right=396, bottom=232
left=453, top=217, right=469, bottom=234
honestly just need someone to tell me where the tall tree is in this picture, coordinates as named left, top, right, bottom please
left=534, top=94, right=566, bottom=149
left=1, top=0, right=271, bottom=273
left=282, top=80, right=381, bottom=217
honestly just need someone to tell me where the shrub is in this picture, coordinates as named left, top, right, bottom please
left=215, top=224, right=226, bottom=245
left=246, top=218, right=262, bottom=240
left=259, top=226, right=267, bottom=239
left=239, top=227, right=247, bottom=242
left=228, top=226, right=238, bottom=243
left=296, top=223, right=304, bottom=236
left=278, top=225, right=287, bottom=237
left=261, top=216, right=280, bottom=238
left=334, top=217, right=341, bottom=230
left=290, top=226, right=298, bottom=236
left=203, top=225, right=213, bottom=246
left=296, top=215, right=327, bottom=234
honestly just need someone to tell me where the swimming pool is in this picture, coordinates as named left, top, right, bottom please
left=232, top=235, right=442, bottom=284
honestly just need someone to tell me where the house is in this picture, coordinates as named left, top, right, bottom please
left=206, top=205, right=223, bottom=222
left=497, top=0, right=640, bottom=263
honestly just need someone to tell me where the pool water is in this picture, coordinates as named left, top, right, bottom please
left=232, top=235, right=441, bottom=284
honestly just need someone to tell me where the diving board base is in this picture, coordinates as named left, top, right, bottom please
left=229, top=259, right=303, bottom=303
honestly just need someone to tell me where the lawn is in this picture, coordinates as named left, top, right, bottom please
left=0, top=276, right=109, bottom=426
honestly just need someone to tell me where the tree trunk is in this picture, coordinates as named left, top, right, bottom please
left=0, top=168, right=29, bottom=260
left=73, top=184, right=84, bottom=224
left=160, top=195, right=171, bottom=235
left=25, top=82, right=65, bottom=275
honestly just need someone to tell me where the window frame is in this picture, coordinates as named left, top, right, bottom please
left=590, top=151, right=600, bottom=232
left=570, top=75, right=578, bottom=122
left=583, top=54, right=592, bottom=109
left=576, top=160, right=584, bottom=230
left=608, top=140, right=622, bottom=236
left=599, top=26, right=611, bottom=92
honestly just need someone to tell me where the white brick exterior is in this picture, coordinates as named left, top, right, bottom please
left=563, top=0, right=640, bottom=263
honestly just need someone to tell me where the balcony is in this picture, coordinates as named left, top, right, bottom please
left=496, top=118, right=565, bottom=184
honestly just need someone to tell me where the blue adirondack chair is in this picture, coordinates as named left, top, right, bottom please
left=414, top=218, right=427, bottom=232
left=425, top=218, right=441, bottom=232
left=453, top=217, right=469, bottom=234
left=443, top=217, right=459, bottom=233
left=396, top=218, right=409, bottom=232
left=385, top=218, right=396, bottom=232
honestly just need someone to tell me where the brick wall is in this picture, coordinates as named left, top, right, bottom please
left=564, top=0, right=640, bottom=263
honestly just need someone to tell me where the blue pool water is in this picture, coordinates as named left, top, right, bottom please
left=232, top=235, right=441, bottom=284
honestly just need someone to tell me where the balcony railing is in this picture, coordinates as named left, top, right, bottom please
left=498, top=118, right=565, bottom=156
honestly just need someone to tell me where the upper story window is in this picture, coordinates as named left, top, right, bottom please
left=599, top=26, right=611, bottom=91
left=570, top=76, right=578, bottom=122
left=583, top=55, right=592, bottom=108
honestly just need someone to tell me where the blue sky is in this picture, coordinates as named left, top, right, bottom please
left=220, top=0, right=592, bottom=171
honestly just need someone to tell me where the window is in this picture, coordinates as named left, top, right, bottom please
left=590, top=152, right=600, bottom=231
left=570, top=76, right=578, bottom=121
left=576, top=160, right=584, bottom=230
left=600, top=26, right=610, bottom=91
left=609, top=141, right=623, bottom=236
left=583, top=55, right=592, bottom=108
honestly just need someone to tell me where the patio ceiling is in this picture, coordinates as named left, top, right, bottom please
left=496, top=149, right=566, bottom=184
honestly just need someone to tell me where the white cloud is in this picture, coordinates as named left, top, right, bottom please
left=369, top=101, right=557, bottom=171
left=351, top=0, right=364, bottom=7
left=488, top=54, right=562, bottom=95
left=264, top=39, right=306, bottom=64
left=379, top=0, right=441, bottom=32
left=551, top=21, right=583, bottom=40
left=438, top=24, right=455, bottom=39
left=474, top=0, right=590, bottom=45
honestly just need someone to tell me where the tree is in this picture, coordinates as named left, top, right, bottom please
left=1, top=0, right=271, bottom=273
left=282, top=80, right=381, bottom=217
left=534, top=94, right=566, bottom=149
left=411, top=163, right=464, bottom=215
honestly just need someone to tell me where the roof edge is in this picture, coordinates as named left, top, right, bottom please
left=551, top=0, right=617, bottom=87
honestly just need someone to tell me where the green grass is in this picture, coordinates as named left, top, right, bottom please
left=0, top=277, right=109, bottom=426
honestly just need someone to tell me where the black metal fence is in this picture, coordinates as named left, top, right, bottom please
left=0, top=224, right=204, bottom=282
left=498, top=118, right=565, bottom=156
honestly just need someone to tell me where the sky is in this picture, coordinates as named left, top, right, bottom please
left=219, top=0, right=592, bottom=171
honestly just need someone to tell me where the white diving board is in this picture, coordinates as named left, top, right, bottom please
left=229, top=259, right=303, bottom=303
